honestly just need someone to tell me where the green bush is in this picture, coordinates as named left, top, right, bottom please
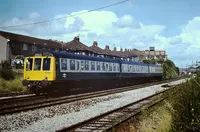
left=0, top=76, right=26, bottom=93
left=170, top=75, right=200, bottom=131
left=0, top=68, right=15, bottom=80
left=0, top=60, right=12, bottom=69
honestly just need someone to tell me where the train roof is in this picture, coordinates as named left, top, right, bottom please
left=120, top=60, right=148, bottom=66
left=44, top=50, right=120, bottom=63
left=43, top=50, right=161, bottom=67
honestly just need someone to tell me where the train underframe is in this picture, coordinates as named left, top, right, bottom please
left=24, top=75, right=162, bottom=95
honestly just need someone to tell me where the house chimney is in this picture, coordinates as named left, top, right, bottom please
left=74, top=36, right=79, bottom=41
left=93, top=41, right=98, bottom=46
left=105, top=45, right=109, bottom=50
left=114, top=47, right=117, bottom=51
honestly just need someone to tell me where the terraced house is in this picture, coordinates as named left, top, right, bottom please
left=0, top=30, right=145, bottom=66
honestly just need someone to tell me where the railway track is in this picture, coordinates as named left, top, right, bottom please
left=0, top=94, right=47, bottom=104
left=56, top=85, right=173, bottom=132
left=0, top=77, right=185, bottom=115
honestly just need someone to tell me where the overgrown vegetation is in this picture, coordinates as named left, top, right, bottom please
left=0, top=60, right=26, bottom=93
left=169, top=74, right=200, bottom=131
left=0, top=60, right=15, bottom=80
left=131, top=73, right=200, bottom=131
left=143, top=58, right=179, bottom=79
left=138, top=101, right=173, bottom=132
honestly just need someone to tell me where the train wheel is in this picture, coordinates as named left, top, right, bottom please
left=35, top=87, right=40, bottom=96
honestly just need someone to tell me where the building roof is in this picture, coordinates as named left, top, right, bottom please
left=89, top=41, right=109, bottom=55
left=103, top=45, right=121, bottom=57
left=0, top=30, right=63, bottom=49
left=64, top=37, right=95, bottom=53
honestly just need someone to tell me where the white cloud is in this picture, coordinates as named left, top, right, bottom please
left=1, top=10, right=200, bottom=68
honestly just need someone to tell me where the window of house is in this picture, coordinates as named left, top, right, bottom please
left=23, top=44, right=28, bottom=50
left=34, top=58, right=41, bottom=70
left=26, top=58, right=33, bottom=71
left=60, top=58, right=67, bottom=71
left=32, top=45, right=37, bottom=52
left=85, top=61, right=89, bottom=71
left=91, top=61, right=95, bottom=71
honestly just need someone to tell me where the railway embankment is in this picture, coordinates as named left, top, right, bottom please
left=115, top=74, right=200, bottom=132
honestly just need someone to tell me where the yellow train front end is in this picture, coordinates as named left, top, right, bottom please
left=22, top=56, right=56, bottom=95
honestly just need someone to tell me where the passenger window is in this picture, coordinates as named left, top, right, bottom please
left=26, top=58, right=33, bottom=71
left=81, top=60, right=85, bottom=70
left=117, top=65, right=119, bottom=72
left=70, top=59, right=75, bottom=70
left=43, top=58, right=51, bottom=70
left=129, top=65, right=132, bottom=72
left=106, top=63, right=109, bottom=71
left=60, top=58, right=67, bottom=71
left=85, top=61, right=89, bottom=71
left=34, top=58, right=41, bottom=70
left=91, top=61, right=95, bottom=71
left=113, top=64, right=116, bottom=71
left=102, top=63, right=105, bottom=71
left=109, top=63, right=112, bottom=71
left=97, top=62, right=100, bottom=71
left=76, top=61, right=80, bottom=71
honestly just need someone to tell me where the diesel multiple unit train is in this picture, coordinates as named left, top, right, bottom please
left=22, top=50, right=163, bottom=95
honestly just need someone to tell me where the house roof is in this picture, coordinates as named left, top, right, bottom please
left=89, top=41, right=109, bottom=55
left=0, top=30, right=63, bottom=49
left=64, top=37, right=95, bottom=53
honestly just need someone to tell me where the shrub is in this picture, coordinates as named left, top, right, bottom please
left=0, top=60, right=12, bottom=69
left=170, top=75, right=200, bottom=131
left=0, top=68, right=15, bottom=80
left=0, top=76, right=26, bottom=93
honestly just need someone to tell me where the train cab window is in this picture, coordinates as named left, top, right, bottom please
left=85, top=61, right=89, bottom=71
left=34, top=58, right=41, bottom=70
left=43, top=58, right=51, bottom=70
left=26, top=58, right=33, bottom=71
left=91, top=61, right=95, bottom=71
left=70, top=59, right=75, bottom=70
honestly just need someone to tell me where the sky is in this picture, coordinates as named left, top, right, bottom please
left=0, top=0, right=200, bottom=68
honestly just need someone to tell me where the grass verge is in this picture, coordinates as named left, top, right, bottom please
left=0, top=75, right=27, bottom=93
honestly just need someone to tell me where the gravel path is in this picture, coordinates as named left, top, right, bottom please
left=0, top=79, right=185, bottom=132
